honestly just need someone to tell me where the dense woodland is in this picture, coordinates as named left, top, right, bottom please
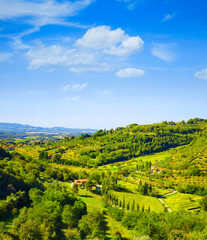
left=0, top=118, right=207, bottom=239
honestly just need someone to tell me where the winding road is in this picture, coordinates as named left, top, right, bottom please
left=157, top=191, right=177, bottom=213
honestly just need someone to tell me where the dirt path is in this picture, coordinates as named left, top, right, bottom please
left=158, top=191, right=177, bottom=213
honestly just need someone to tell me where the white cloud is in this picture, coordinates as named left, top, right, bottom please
left=64, top=96, right=80, bottom=102
left=162, top=13, right=176, bottom=22
left=96, top=90, right=114, bottom=96
left=62, top=83, right=88, bottom=91
left=0, top=52, right=13, bottom=62
left=104, top=36, right=144, bottom=56
left=25, top=44, right=95, bottom=69
left=75, top=25, right=144, bottom=56
left=151, top=43, right=176, bottom=62
left=194, top=68, right=207, bottom=80
left=24, top=26, right=144, bottom=71
left=69, top=64, right=111, bottom=72
left=0, top=0, right=95, bottom=25
left=116, top=0, right=138, bottom=10
left=76, top=26, right=125, bottom=49
left=116, top=68, right=145, bottom=78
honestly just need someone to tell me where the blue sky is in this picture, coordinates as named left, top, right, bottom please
left=0, top=0, right=207, bottom=129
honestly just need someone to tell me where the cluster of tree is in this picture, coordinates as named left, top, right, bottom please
left=177, top=185, right=207, bottom=196
left=136, top=161, right=152, bottom=172
left=0, top=191, right=26, bottom=220
left=121, top=211, right=207, bottom=240
left=9, top=183, right=87, bottom=240
left=137, top=181, right=158, bottom=197
left=44, top=118, right=206, bottom=168
left=106, top=194, right=146, bottom=214
left=0, top=147, right=11, bottom=160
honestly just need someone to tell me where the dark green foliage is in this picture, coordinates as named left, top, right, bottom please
left=122, top=197, right=125, bottom=209
left=177, top=185, right=207, bottom=196
left=38, top=150, right=48, bottom=161
left=107, top=206, right=124, bottom=221
left=11, top=183, right=87, bottom=240
left=0, top=191, right=26, bottom=220
left=122, top=211, right=207, bottom=240
left=78, top=211, right=107, bottom=239
left=0, top=147, right=11, bottom=160
left=137, top=181, right=157, bottom=197
left=199, top=195, right=207, bottom=211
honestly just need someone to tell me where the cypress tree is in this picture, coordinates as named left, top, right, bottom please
left=122, top=197, right=125, bottom=209
left=137, top=203, right=139, bottom=211
left=127, top=202, right=130, bottom=211
left=132, top=200, right=135, bottom=211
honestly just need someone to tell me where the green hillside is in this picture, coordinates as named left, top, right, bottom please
left=0, top=118, right=207, bottom=239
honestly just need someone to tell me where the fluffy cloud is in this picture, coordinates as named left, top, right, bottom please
left=194, top=68, right=207, bottom=80
left=25, top=44, right=95, bottom=69
left=75, top=26, right=144, bottom=56
left=62, top=83, right=88, bottom=91
left=76, top=26, right=125, bottom=49
left=0, top=0, right=95, bottom=26
left=151, top=43, right=176, bottom=62
left=24, top=26, right=144, bottom=71
left=116, top=68, right=145, bottom=78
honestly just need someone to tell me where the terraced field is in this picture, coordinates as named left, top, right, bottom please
left=111, top=190, right=165, bottom=213
left=162, top=192, right=202, bottom=211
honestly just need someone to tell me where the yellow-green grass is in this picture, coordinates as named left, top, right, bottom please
left=78, top=188, right=103, bottom=212
left=99, top=150, right=172, bottom=172
left=155, top=188, right=175, bottom=195
left=59, top=182, right=103, bottom=212
left=111, top=190, right=165, bottom=213
left=106, top=215, right=135, bottom=240
left=14, top=145, right=46, bottom=159
left=24, top=136, right=40, bottom=140
left=118, top=179, right=174, bottom=196
left=162, top=192, right=202, bottom=211
left=78, top=188, right=135, bottom=239
left=118, top=180, right=138, bottom=192
left=50, top=163, right=95, bottom=174
left=60, top=182, right=138, bottom=239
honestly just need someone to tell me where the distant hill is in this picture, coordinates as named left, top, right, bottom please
left=0, top=122, right=97, bottom=136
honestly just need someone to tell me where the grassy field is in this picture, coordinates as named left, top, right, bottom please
left=106, top=215, right=135, bottom=239
left=61, top=183, right=135, bottom=239
left=15, top=145, right=44, bottom=159
left=78, top=188, right=104, bottom=212
left=111, top=190, right=165, bottom=213
left=162, top=192, right=202, bottom=211
left=50, top=163, right=94, bottom=174
left=99, top=150, right=173, bottom=172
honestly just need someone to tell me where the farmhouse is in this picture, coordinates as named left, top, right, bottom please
left=151, top=165, right=163, bottom=173
left=72, top=178, right=88, bottom=186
